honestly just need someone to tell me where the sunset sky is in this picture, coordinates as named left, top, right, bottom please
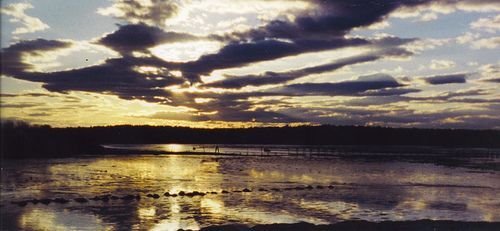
left=1, top=0, right=499, bottom=128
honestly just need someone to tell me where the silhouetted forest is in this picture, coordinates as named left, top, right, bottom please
left=1, top=120, right=499, bottom=158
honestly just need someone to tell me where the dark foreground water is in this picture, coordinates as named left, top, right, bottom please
left=1, top=145, right=499, bottom=230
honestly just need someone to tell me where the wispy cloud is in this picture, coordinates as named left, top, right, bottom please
left=97, top=0, right=179, bottom=27
left=471, top=15, right=500, bottom=33
left=422, top=73, right=468, bottom=85
left=430, top=59, right=456, bottom=70
left=1, top=3, right=49, bottom=35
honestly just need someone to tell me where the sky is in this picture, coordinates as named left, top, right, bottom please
left=0, top=0, right=499, bottom=129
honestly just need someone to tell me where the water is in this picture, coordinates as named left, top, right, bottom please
left=1, top=145, right=499, bottom=230
left=103, top=143, right=335, bottom=156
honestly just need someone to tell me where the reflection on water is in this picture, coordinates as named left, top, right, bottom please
left=1, top=148, right=499, bottom=230
left=19, top=207, right=110, bottom=231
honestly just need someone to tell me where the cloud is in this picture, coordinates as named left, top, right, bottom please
left=471, top=37, right=500, bottom=49
left=98, top=24, right=199, bottom=54
left=454, top=0, right=500, bottom=12
left=423, top=73, right=468, bottom=85
left=270, top=74, right=406, bottom=96
left=0, top=102, right=43, bottom=108
left=1, top=3, right=49, bottom=35
left=146, top=108, right=302, bottom=123
left=202, top=44, right=414, bottom=89
left=471, top=15, right=500, bottom=33
left=4, top=0, right=420, bottom=90
left=477, top=63, right=500, bottom=82
left=27, top=57, right=183, bottom=102
left=231, top=0, right=431, bottom=42
left=27, top=112, right=51, bottom=117
left=1, top=39, right=73, bottom=75
left=430, top=59, right=456, bottom=70
left=361, top=87, right=421, bottom=96
left=456, top=32, right=499, bottom=49
left=180, top=37, right=369, bottom=82
left=418, top=12, right=438, bottom=21
left=203, top=54, right=381, bottom=89
left=157, top=74, right=416, bottom=123
left=344, top=89, right=486, bottom=107
left=435, top=88, right=488, bottom=99
left=156, top=0, right=312, bottom=37
left=97, top=0, right=178, bottom=27
left=1, top=39, right=184, bottom=102
left=391, top=0, right=500, bottom=22
left=482, top=78, right=500, bottom=83
left=204, top=0, right=442, bottom=68
left=404, top=38, right=450, bottom=53
left=456, top=32, right=481, bottom=45
left=0, top=92, right=77, bottom=98
left=479, top=63, right=499, bottom=74
left=365, top=21, right=391, bottom=30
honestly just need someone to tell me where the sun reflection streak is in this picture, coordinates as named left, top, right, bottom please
left=19, top=208, right=111, bottom=231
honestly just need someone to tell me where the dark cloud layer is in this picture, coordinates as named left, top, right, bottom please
left=424, top=73, right=467, bottom=85
left=34, top=58, right=183, bottom=101
left=181, top=38, right=369, bottom=82
left=99, top=24, right=198, bottom=54
left=271, top=74, right=405, bottom=96
left=1, top=39, right=183, bottom=101
left=234, top=0, right=427, bottom=41
left=203, top=54, right=380, bottom=89
left=482, top=78, right=500, bottom=83
left=203, top=44, right=413, bottom=89
left=1, top=39, right=72, bottom=74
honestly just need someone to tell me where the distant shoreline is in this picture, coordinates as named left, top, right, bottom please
left=199, top=220, right=500, bottom=231
left=2, top=124, right=499, bottom=159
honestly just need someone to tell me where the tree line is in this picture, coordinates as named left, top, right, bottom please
left=1, top=120, right=499, bottom=158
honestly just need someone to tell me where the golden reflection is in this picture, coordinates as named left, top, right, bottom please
left=49, top=155, right=220, bottom=185
left=397, top=200, right=427, bottom=211
left=46, top=155, right=225, bottom=230
left=248, top=168, right=338, bottom=184
left=483, top=213, right=495, bottom=222
left=161, top=144, right=185, bottom=153
left=230, top=207, right=328, bottom=225
left=297, top=199, right=360, bottom=220
left=149, top=199, right=200, bottom=231
left=138, top=206, right=157, bottom=218
left=151, top=219, right=200, bottom=231
left=200, top=198, right=224, bottom=214
left=19, top=208, right=110, bottom=231
left=201, top=196, right=327, bottom=225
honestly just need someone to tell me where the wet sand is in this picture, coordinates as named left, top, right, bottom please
left=1, top=147, right=499, bottom=230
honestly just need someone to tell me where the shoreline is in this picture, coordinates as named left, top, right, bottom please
left=199, top=220, right=500, bottom=231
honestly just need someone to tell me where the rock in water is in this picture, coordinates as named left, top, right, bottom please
left=74, top=198, right=88, bottom=203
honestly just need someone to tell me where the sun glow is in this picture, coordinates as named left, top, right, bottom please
left=149, top=41, right=223, bottom=62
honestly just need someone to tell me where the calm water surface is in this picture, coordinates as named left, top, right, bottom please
left=1, top=145, right=499, bottom=230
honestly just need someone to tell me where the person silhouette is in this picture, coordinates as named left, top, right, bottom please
left=215, top=145, right=220, bottom=153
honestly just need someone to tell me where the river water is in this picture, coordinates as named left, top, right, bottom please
left=1, top=145, right=499, bottom=230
